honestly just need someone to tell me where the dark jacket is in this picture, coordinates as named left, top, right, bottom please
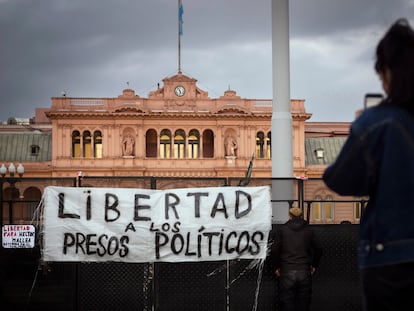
left=323, top=103, right=414, bottom=269
left=270, top=217, right=323, bottom=272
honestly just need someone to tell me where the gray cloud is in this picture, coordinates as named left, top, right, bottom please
left=0, top=0, right=413, bottom=122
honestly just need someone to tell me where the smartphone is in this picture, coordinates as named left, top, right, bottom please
left=364, top=93, right=384, bottom=109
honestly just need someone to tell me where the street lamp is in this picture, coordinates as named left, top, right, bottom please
left=0, top=163, right=25, bottom=248
left=0, top=163, right=25, bottom=178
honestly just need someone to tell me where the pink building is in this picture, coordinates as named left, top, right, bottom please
left=1, top=71, right=363, bottom=224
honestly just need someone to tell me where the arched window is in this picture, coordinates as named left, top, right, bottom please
left=202, top=129, right=214, bottom=158
left=3, top=186, right=20, bottom=201
left=324, top=195, right=334, bottom=220
left=313, top=196, right=322, bottom=221
left=94, top=131, right=103, bottom=158
left=83, top=131, right=92, bottom=157
left=160, top=129, right=172, bottom=159
left=313, top=195, right=334, bottom=221
left=72, top=131, right=81, bottom=157
left=72, top=129, right=103, bottom=158
left=188, top=129, right=200, bottom=159
left=256, top=131, right=265, bottom=158
left=23, top=187, right=42, bottom=221
left=174, top=129, right=186, bottom=159
left=146, top=129, right=157, bottom=158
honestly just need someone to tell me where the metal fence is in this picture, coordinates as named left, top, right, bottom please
left=0, top=177, right=363, bottom=311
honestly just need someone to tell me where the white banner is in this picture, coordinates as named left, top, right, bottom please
left=42, top=186, right=272, bottom=263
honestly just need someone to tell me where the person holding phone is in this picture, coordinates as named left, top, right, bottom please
left=323, top=18, right=414, bottom=311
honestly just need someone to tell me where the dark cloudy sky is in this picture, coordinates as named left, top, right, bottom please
left=1, top=0, right=413, bottom=122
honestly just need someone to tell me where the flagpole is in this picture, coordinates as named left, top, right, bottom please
left=178, top=0, right=182, bottom=73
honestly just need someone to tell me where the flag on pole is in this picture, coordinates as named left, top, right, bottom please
left=179, top=0, right=184, bottom=36
left=238, top=152, right=255, bottom=186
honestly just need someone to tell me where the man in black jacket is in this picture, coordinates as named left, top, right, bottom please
left=270, top=207, right=323, bottom=311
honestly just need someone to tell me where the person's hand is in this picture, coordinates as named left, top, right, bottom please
left=275, top=268, right=281, bottom=277
left=310, top=266, right=316, bottom=274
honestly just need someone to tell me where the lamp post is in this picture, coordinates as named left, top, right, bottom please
left=0, top=163, right=24, bottom=249
left=272, top=0, right=293, bottom=223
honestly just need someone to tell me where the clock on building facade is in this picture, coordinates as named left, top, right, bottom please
left=174, top=85, right=185, bottom=97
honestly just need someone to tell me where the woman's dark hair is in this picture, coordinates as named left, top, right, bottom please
left=375, top=18, right=414, bottom=106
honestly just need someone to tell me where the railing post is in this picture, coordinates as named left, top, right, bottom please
left=0, top=179, right=3, bottom=250
left=8, top=201, right=13, bottom=224
left=306, top=201, right=312, bottom=223
left=150, top=177, right=156, bottom=190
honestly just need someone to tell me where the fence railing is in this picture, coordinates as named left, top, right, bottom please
left=0, top=176, right=364, bottom=310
